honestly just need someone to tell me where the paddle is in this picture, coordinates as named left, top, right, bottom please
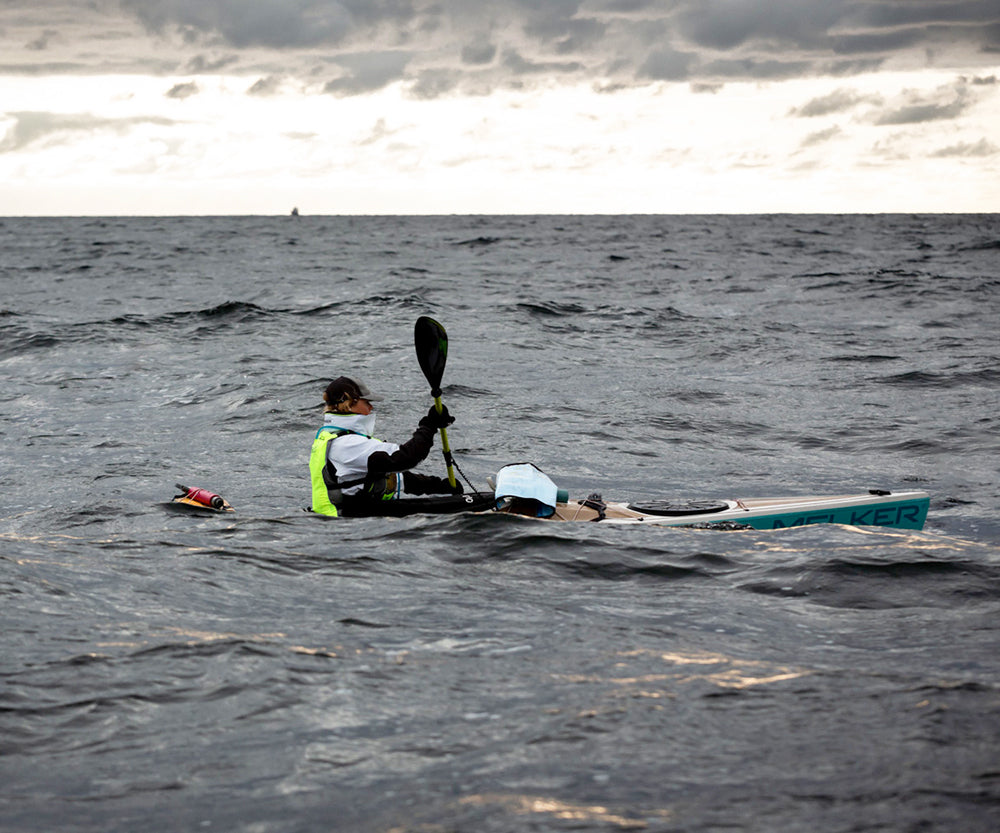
left=414, top=316, right=456, bottom=488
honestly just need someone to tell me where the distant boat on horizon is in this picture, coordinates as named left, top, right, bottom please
left=290, top=206, right=299, bottom=216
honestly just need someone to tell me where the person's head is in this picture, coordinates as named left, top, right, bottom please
left=324, top=376, right=383, bottom=415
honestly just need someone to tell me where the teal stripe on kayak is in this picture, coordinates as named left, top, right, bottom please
left=724, top=496, right=929, bottom=530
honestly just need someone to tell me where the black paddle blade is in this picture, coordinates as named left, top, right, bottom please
left=414, top=316, right=448, bottom=396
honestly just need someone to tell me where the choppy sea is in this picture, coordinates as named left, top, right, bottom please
left=2, top=214, right=999, bottom=832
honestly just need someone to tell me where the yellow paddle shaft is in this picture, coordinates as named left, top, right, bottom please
left=434, top=395, right=457, bottom=488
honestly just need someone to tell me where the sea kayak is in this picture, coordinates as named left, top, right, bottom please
left=168, top=484, right=929, bottom=530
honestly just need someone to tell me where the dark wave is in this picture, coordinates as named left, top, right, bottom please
left=957, top=239, right=1000, bottom=252
left=0, top=325, right=60, bottom=358
left=826, top=354, right=901, bottom=363
left=104, top=300, right=280, bottom=332
left=0, top=301, right=284, bottom=354
left=438, top=383, right=496, bottom=398
left=551, top=556, right=714, bottom=582
left=879, top=368, right=1000, bottom=388
left=388, top=266, right=431, bottom=276
left=281, top=300, right=344, bottom=317
left=293, top=293, right=434, bottom=317
left=1, top=296, right=442, bottom=355
left=741, top=556, right=1000, bottom=609
left=513, top=301, right=589, bottom=317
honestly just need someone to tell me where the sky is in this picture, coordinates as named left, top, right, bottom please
left=1, top=0, right=998, bottom=215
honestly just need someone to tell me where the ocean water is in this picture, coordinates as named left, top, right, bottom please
left=1, top=214, right=998, bottom=832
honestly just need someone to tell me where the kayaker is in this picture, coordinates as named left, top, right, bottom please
left=309, top=375, right=461, bottom=517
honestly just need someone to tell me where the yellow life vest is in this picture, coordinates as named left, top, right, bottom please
left=309, top=428, right=400, bottom=516
left=309, top=429, right=343, bottom=516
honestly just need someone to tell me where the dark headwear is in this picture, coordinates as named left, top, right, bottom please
left=324, top=376, right=383, bottom=407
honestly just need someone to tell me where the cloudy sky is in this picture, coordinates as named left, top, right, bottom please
left=1, top=0, right=998, bottom=214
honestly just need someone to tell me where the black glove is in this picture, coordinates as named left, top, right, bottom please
left=419, top=404, right=455, bottom=430
left=442, top=478, right=464, bottom=495
left=403, top=472, right=464, bottom=496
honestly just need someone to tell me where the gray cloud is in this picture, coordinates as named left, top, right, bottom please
left=357, top=117, right=405, bottom=146
left=165, top=81, right=199, bottom=99
left=0, top=111, right=176, bottom=153
left=323, top=51, right=412, bottom=95
left=875, top=99, right=967, bottom=124
left=831, top=27, right=928, bottom=57
left=870, top=83, right=974, bottom=125
left=838, top=1, right=996, bottom=31
left=120, top=0, right=356, bottom=49
left=639, top=47, right=696, bottom=82
left=929, top=138, right=999, bottom=157
left=675, top=1, right=840, bottom=52
left=185, top=54, right=240, bottom=73
left=247, top=75, right=285, bottom=96
left=800, top=125, right=843, bottom=147
left=26, top=29, right=59, bottom=51
left=790, top=88, right=880, bottom=117
left=461, top=41, right=497, bottom=67
left=408, top=70, right=460, bottom=100
left=0, top=61, right=95, bottom=76
left=501, top=49, right=584, bottom=76
left=4, top=1, right=1000, bottom=96
left=701, top=56, right=814, bottom=81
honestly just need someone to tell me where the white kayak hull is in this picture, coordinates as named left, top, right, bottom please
left=527, top=490, right=930, bottom=530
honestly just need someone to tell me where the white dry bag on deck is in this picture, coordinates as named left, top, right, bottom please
left=494, top=463, right=562, bottom=518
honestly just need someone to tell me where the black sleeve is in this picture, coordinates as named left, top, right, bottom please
left=366, top=424, right=436, bottom=474
left=402, top=472, right=463, bottom=495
